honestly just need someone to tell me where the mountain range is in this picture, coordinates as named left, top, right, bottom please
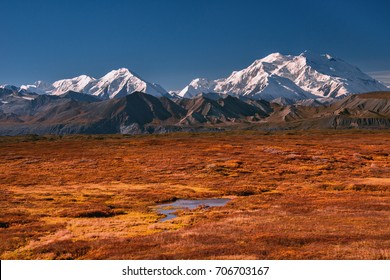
left=0, top=51, right=389, bottom=135
left=19, top=68, right=168, bottom=99
left=178, top=51, right=388, bottom=100
left=5, top=51, right=387, bottom=103
left=0, top=86, right=389, bottom=135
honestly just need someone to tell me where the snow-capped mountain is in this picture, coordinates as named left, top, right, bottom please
left=179, top=51, right=388, bottom=100
left=86, top=68, right=168, bottom=99
left=22, top=68, right=168, bottom=99
left=6, top=52, right=388, bottom=102
left=51, top=75, right=94, bottom=96
left=20, top=81, right=54, bottom=95
left=178, top=78, right=217, bottom=98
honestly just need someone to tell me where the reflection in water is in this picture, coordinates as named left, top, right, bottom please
left=155, top=198, right=230, bottom=222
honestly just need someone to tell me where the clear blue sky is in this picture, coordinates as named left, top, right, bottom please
left=1, top=0, right=389, bottom=90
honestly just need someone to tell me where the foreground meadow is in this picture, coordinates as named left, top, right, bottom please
left=0, top=130, right=389, bottom=259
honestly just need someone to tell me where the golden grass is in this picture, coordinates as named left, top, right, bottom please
left=0, top=130, right=389, bottom=259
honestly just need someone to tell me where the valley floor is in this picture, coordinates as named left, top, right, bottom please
left=0, top=130, right=389, bottom=259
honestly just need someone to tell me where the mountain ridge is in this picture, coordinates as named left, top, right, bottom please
left=0, top=88, right=389, bottom=135
left=1, top=51, right=389, bottom=135
left=3, top=51, right=387, bottom=103
left=20, top=68, right=169, bottom=99
left=179, top=51, right=387, bottom=100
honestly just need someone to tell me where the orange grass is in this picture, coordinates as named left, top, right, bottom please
left=0, top=130, right=389, bottom=259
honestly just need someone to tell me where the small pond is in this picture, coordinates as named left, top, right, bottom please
left=155, top=198, right=230, bottom=222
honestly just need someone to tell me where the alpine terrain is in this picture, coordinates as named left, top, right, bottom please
left=1, top=51, right=389, bottom=135
left=20, top=68, right=169, bottom=99
left=179, top=51, right=387, bottom=101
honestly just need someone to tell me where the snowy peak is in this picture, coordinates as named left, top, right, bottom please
left=22, top=68, right=168, bottom=99
left=257, top=52, right=292, bottom=66
left=98, top=68, right=140, bottom=85
left=52, top=75, right=95, bottom=95
left=87, top=68, right=168, bottom=99
left=178, top=78, right=216, bottom=98
left=88, top=68, right=145, bottom=99
left=282, top=51, right=385, bottom=97
left=179, top=51, right=388, bottom=101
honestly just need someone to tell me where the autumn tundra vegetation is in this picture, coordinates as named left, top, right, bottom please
left=0, top=130, right=389, bottom=259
